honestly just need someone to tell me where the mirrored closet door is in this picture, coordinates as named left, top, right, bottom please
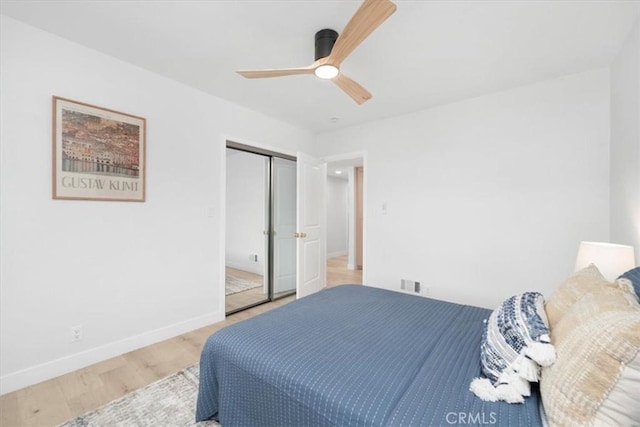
left=225, top=144, right=296, bottom=314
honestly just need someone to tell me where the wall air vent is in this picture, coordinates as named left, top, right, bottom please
left=401, top=279, right=421, bottom=294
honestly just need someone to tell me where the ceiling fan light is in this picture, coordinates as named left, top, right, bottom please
left=315, top=64, right=339, bottom=79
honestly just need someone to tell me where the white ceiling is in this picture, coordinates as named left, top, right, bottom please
left=2, top=0, right=638, bottom=133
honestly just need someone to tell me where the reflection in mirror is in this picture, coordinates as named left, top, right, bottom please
left=225, top=148, right=269, bottom=313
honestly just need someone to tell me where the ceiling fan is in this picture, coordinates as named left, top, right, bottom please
left=236, top=0, right=397, bottom=105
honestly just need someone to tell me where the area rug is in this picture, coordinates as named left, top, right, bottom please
left=58, top=364, right=219, bottom=426
left=225, top=274, right=262, bottom=296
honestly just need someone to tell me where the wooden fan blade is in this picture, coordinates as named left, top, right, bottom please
left=332, top=73, right=372, bottom=104
left=237, top=65, right=315, bottom=79
left=329, top=0, right=396, bottom=66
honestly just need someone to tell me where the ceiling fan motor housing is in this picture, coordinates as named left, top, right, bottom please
left=315, top=29, right=338, bottom=60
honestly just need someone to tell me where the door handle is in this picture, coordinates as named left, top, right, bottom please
left=295, top=232, right=307, bottom=238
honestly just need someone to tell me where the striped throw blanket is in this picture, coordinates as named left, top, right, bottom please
left=470, top=292, right=556, bottom=403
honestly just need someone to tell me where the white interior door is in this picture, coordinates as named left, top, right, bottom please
left=272, top=157, right=297, bottom=294
left=296, top=153, right=326, bottom=298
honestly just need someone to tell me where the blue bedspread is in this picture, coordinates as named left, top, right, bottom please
left=196, top=285, right=542, bottom=426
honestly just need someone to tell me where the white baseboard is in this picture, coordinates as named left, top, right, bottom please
left=0, top=310, right=224, bottom=396
left=327, top=251, right=348, bottom=259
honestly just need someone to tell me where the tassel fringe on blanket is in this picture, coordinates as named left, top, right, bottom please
left=470, top=292, right=557, bottom=404
left=470, top=340, right=556, bottom=403
left=525, top=339, right=556, bottom=367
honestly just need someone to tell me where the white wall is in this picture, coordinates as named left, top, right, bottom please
left=0, top=15, right=313, bottom=394
left=315, top=69, right=611, bottom=309
left=226, top=150, right=267, bottom=275
left=610, top=20, right=640, bottom=263
left=326, top=176, right=348, bottom=257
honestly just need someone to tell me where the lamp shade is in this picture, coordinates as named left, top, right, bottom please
left=574, top=241, right=636, bottom=282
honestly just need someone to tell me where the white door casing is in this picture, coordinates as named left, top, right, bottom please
left=296, top=153, right=327, bottom=298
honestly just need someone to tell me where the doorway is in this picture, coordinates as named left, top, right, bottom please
left=225, top=142, right=296, bottom=314
left=325, top=155, right=365, bottom=286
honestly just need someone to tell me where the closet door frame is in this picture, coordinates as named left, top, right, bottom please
left=225, top=141, right=296, bottom=315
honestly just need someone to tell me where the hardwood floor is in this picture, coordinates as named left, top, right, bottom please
left=327, top=255, right=362, bottom=287
left=0, top=256, right=362, bottom=426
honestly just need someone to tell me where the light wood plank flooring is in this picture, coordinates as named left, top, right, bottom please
left=327, top=255, right=362, bottom=287
left=0, top=256, right=362, bottom=427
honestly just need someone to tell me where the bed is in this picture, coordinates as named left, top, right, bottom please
left=196, top=285, right=543, bottom=426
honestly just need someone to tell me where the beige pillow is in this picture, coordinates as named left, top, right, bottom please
left=544, top=264, right=613, bottom=329
left=540, top=287, right=640, bottom=426
left=550, top=287, right=639, bottom=339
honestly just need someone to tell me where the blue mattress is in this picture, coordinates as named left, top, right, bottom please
left=196, top=285, right=542, bottom=426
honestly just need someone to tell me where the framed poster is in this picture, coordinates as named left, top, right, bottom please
left=52, top=96, right=146, bottom=202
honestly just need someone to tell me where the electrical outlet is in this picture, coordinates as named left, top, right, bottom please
left=71, top=325, right=83, bottom=342
left=249, top=254, right=258, bottom=262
